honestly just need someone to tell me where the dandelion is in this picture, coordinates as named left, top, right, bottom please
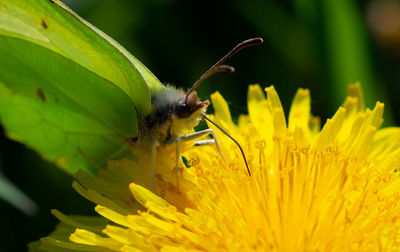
left=30, top=83, right=400, bottom=251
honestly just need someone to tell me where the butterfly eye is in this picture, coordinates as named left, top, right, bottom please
left=176, top=103, right=191, bottom=118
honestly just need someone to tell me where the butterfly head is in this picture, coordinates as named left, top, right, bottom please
left=176, top=91, right=209, bottom=119
left=168, top=89, right=210, bottom=138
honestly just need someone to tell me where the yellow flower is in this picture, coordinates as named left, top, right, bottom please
left=30, top=84, right=400, bottom=251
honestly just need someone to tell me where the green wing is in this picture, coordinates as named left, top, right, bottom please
left=0, top=0, right=163, bottom=175
left=45, top=0, right=165, bottom=96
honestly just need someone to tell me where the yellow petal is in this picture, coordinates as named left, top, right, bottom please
left=266, top=86, right=287, bottom=137
left=369, top=127, right=400, bottom=159
left=248, top=84, right=273, bottom=141
left=343, top=82, right=365, bottom=112
left=288, top=88, right=310, bottom=133
left=70, top=228, right=121, bottom=250
left=129, top=183, right=170, bottom=208
left=210, top=91, right=233, bottom=126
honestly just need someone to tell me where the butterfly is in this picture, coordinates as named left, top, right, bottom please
left=0, top=0, right=261, bottom=185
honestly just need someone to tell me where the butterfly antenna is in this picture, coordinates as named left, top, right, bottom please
left=185, top=38, right=264, bottom=103
left=203, top=115, right=251, bottom=177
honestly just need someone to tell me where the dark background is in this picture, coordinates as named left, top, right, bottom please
left=1, top=0, right=400, bottom=251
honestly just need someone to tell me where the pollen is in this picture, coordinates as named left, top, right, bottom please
left=31, top=83, right=400, bottom=251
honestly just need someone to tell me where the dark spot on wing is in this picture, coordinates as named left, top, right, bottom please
left=36, top=88, right=46, bottom=101
left=77, top=147, right=84, bottom=154
left=55, top=97, right=59, bottom=103
left=49, top=0, right=55, bottom=3
left=41, top=19, right=48, bottom=29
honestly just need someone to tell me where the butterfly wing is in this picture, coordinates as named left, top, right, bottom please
left=46, top=0, right=165, bottom=99
left=0, top=0, right=163, bottom=175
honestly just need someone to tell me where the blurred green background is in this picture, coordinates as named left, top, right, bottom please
left=1, top=0, right=400, bottom=250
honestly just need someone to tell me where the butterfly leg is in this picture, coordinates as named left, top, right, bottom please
left=175, top=140, right=180, bottom=188
left=150, top=140, right=158, bottom=192
left=179, top=128, right=226, bottom=162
